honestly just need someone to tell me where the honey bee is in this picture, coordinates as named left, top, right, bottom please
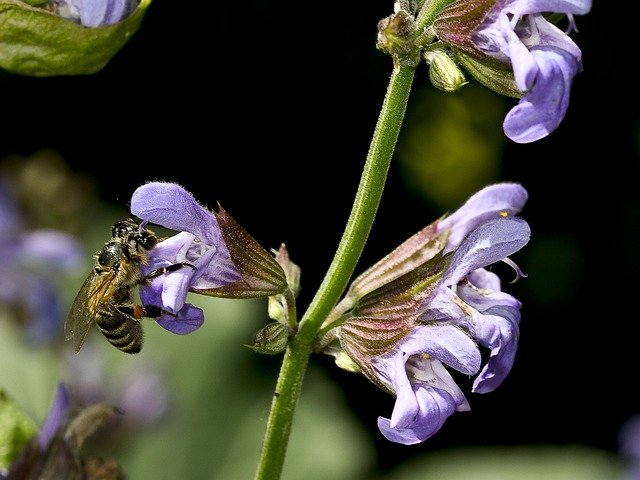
left=65, top=219, right=193, bottom=354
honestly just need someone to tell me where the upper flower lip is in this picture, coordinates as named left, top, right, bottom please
left=443, top=216, right=530, bottom=286
left=130, top=181, right=226, bottom=248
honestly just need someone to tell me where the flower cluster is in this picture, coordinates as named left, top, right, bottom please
left=321, top=183, right=530, bottom=444
left=377, top=0, right=591, bottom=143
left=446, top=0, right=592, bottom=143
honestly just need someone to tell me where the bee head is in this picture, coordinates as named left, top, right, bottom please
left=111, top=219, right=158, bottom=251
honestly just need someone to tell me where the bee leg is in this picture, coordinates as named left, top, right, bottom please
left=144, top=262, right=196, bottom=281
left=116, top=304, right=177, bottom=320
left=141, top=304, right=179, bottom=319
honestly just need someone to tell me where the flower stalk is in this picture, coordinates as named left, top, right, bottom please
left=254, top=63, right=416, bottom=480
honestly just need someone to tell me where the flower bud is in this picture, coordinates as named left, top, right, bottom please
left=424, top=50, right=467, bottom=92
left=247, top=322, right=290, bottom=355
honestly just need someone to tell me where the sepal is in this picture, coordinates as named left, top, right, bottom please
left=456, top=52, right=521, bottom=98
left=194, top=206, right=288, bottom=299
left=348, top=221, right=447, bottom=299
left=246, top=322, right=290, bottom=355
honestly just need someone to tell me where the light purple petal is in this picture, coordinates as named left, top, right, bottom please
left=438, top=183, right=528, bottom=252
left=398, top=325, right=481, bottom=375
left=130, top=182, right=224, bottom=247
left=470, top=308, right=519, bottom=393
left=39, top=383, right=71, bottom=450
left=75, top=0, right=133, bottom=26
left=504, top=47, right=579, bottom=143
left=377, top=384, right=458, bottom=445
left=509, top=0, right=592, bottom=16
left=155, top=303, right=204, bottom=335
left=533, top=15, right=582, bottom=58
left=443, top=217, right=530, bottom=285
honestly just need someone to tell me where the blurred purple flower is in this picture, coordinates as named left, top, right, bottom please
left=0, top=185, right=84, bottom=345
left=473, top=0, right=591, bottom=143
left=619, top=415, right=640, bottom=480
left=55, top=0, right=138, bottom=27
left=67, top=345, right=170, bottom=426
left=130, top=182, right=240, bottom=335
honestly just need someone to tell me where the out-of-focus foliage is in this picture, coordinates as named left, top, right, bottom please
left=372, top=445, right=621, bottom=480
left=396, top=82, right=507, bottom=210
left=0, top=390, right=37, bottom=471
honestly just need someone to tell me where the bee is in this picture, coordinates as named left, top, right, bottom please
left=65, top=219, right=194, bottom=354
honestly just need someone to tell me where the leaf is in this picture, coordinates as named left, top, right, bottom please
left=0, top=0, right=152, bottom=76
left=0, top=389, right=38, bottom=471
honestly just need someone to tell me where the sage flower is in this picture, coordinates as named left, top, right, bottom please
left=473, top=0, right=591, bottom=143
left=326, top=183, right=530, bottom=444
left=434, top=0, right=591, bottom=143
left=130, top=182, right=287, bottom=334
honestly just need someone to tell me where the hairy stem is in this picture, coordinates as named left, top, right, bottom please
left=254, top=63, right=416, bottom=480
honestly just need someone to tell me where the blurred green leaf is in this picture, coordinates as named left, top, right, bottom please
left=0, top=387, right=38, bottom=470
left=0, top=0, right=151, bottom=76
left=396, top=83, right=507, bottom=210
left=104, top=296, right=375, bottom=479
left=374, top=445, right=621, bottom=480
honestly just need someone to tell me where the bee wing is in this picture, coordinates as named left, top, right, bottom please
left=65, top=268, right=115, bottom=353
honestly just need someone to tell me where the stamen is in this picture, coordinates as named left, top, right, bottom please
left=565, top=13, right=578, bottom=34
left=502, top=257, right=527, bottom=283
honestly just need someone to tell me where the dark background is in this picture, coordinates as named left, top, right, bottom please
left=2, top=0, right=638, bottom=474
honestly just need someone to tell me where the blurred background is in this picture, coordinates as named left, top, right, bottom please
left=1, top=0, right=638, bottom=478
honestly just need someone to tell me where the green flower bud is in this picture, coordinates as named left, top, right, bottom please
left=424, top=50, right=467, bottom=92
left=247, top=322, right=290, bottom=355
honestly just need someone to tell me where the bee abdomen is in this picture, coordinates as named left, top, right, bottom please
left=97, top=312, right=143, bottom=354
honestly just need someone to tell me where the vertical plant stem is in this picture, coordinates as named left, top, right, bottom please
left=254, top=63, right=416, bottom=480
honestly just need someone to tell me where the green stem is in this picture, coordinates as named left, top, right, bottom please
left=254, top=63, right=416, bottom=480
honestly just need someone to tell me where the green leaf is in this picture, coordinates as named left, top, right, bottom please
left=0, top=389, right=38, bottom=471
left=0, top=0, right=152, bottom=76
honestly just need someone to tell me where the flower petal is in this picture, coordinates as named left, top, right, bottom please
left=155, top=303, right=204, bottom=335
left=443, top=217, right=531, bottom=285
left=438, top=183, right=528, bottom=252
left=509, top=0, right=592, bottom=16
left=504, top=46, right=580, bottom=143
left=130, top=182, right=223, bottom=246
left=399, top=324, right=481, bottom=375
left=39, top=383, right=71, bottom=450
left=377, top=383, right=459, bottom=445
left=471, top=308, right=519, bottom=393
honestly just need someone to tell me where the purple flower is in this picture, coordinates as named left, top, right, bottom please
left=473, top=0, right=591, bottom=143
left=0, top=185, right=84, bottom=345
left=331, top=183, right=530, bottom=445
left=55, top=0, right=138, bottom=27
left=130, top=182, right=241, bottom=334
